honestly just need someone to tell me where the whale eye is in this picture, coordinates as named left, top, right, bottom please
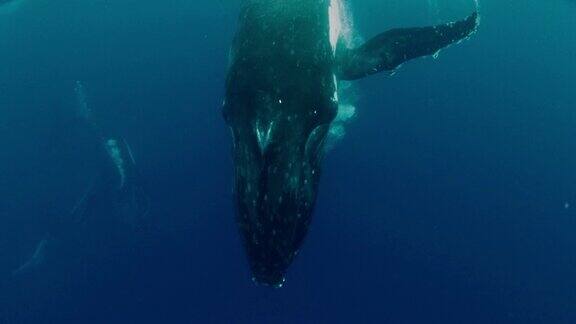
left=305, top=125, right=329, bottom=164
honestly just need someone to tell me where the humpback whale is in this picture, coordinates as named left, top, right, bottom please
left=12, top=82, right=149, bottom=277
left=224, top=0, right=478, bottom=287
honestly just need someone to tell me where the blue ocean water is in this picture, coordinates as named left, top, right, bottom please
left=0, top=0, right=575, bottom=323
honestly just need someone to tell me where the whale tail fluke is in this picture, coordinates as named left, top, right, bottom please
left=336, top=12, right=479, bottom=80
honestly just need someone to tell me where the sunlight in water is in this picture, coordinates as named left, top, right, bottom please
left=427, top=0, right=440, bottom=21
left=0, top=0, right=25, bottom=15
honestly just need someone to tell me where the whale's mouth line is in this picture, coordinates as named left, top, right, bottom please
left=252, top=275, right=286, bottom=289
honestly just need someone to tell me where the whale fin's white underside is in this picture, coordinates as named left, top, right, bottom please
left=105, top=139, right=127, bottom=189
left=12, top=237, right=50, bottom=276
left=329, top=0, right=342, bottom=53
left=327, top=0, right=358, bottom=152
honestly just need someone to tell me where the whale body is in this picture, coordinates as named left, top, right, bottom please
left=224, top=0, right=478, bottom=287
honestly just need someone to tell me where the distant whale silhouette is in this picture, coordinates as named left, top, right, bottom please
left=12, top=82, right=149, bottom=277
left=12, top=137, right=148, bottom=277
left=224, top=0, right=478, bottom=287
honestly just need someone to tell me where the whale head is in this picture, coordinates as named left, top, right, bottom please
left=224, top=80, right=337, bottom=287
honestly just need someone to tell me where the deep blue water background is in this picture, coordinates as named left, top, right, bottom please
left=1, top=0, right=575, bottom=323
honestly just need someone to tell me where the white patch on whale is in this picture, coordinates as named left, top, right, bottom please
left=328, top=0, right=342, bottom=53
left=327, top=0, right=359, bottom=151
left=326, top=101, right=356, bottom=151
left=255, top=120, right=275, bottom=153
left=105, top=139, right=126, bottom=189
left=123, top=139, right=137, bottom=165
left=332, top=74, right=339, bottom=102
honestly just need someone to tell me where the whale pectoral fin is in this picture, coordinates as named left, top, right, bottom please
left=12, top=237, right=52, bottom=277
left=336, top=12, right=479, bottom=80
